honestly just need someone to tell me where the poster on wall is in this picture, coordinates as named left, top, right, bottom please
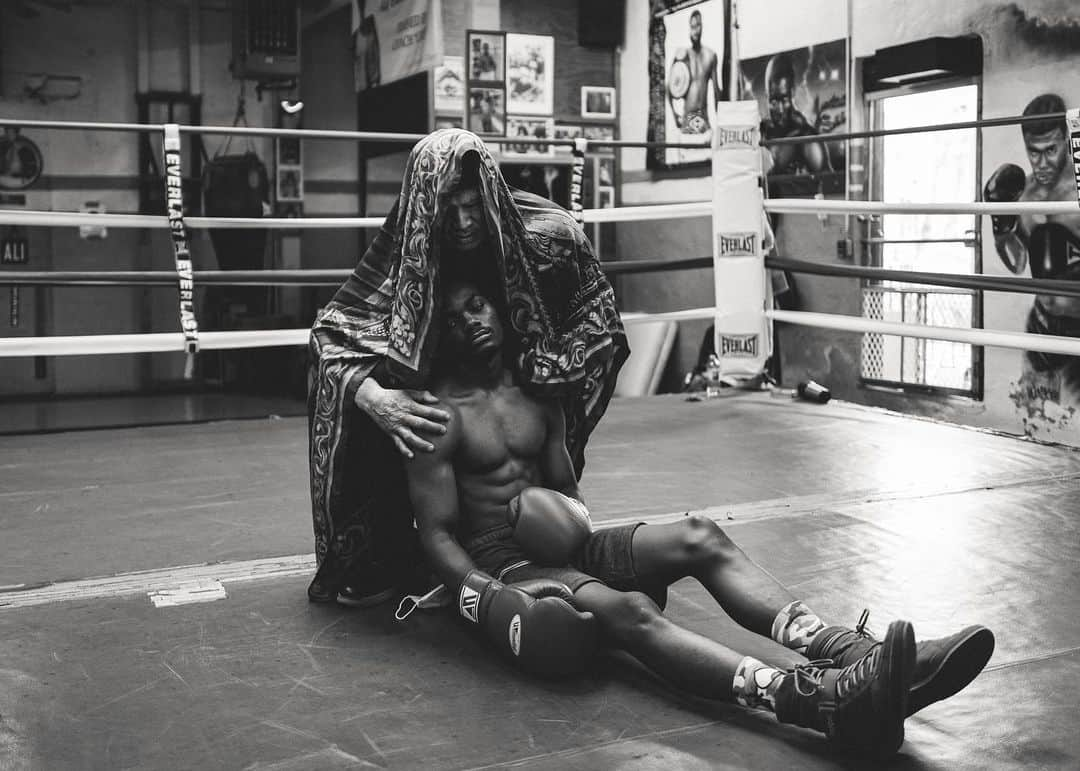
left=352, top=0, right=445, bottom=92
left=506, top=33, right=555, bottom=116
left=647, top=0, right=728, bottom=169
left=434, top=55, right=465, bottom=115
left=505, top=116, right=555, bottom=156
left=984, top=91, right=1080, bottom=430
left=740, top=38, right=847, bottom=197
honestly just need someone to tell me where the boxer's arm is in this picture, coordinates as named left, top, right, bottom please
left=539, top=402, right=583, bottom=503
left=404, top=413, right=474, bottom=588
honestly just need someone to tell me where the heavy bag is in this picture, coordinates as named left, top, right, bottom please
left=203, top=152, right=270, bottom=272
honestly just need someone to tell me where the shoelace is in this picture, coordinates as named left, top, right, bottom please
left=836, top=644, right=881, bottom=697
left=854, top=608, right=872, bottom=638
left=789, top=658, right=836, bottom=696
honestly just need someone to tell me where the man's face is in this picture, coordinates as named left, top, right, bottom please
left=444, top=283, right=503, bottom=359
left=444, top=186, right=485, bottom=251
left=1024, top=127, right=1068, bottom=186
left=689, top=14, right=702, bottom=46
left=767, top=78, right=794, bottom=125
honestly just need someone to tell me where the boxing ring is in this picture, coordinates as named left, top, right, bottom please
left=2, top=110, right=1080, bottom=769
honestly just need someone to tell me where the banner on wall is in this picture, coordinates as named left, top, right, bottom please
left=351, top=0, right=444, bottom=92
left=647, top=0, right=730, bottom=169
left=712, top=100, right=769, bottom=379
left=740, top=39, right=847, bottom=198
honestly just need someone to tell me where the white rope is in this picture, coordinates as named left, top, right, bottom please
left=0, top=210, right=388, bottom=229
left=5, top=309, right=1077, bottom=357
left=768, top=309, right=1080, bottom=356
left=0, top=329, right=310, bottom=357
left=764, top=199, right=1080, bottom=216
left=1, top=206, right=703, bottom=230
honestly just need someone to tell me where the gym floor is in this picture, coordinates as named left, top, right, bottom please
left=2, top=391, right=1077, bottom=769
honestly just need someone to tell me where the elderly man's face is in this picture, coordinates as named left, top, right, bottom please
left=445, top=186, right=485, bottom=251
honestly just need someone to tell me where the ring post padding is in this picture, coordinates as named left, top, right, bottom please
left=163, top=123, right=199, bottom=357
left=1068, top=108, right=1080, bottom=205
left=711, top=101, right=770, bottom=380
left=570, top=137, right=588, bottom=224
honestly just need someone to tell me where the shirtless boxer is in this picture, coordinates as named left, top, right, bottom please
left=668, top=10, right=721, bottom=135
left=984, top=93, right=1080, bottom=403
left=403, top=279, right=994, bottom=756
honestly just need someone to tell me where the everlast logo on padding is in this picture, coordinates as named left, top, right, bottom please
left=714, top=125, right=759, bottom=148
left=717, top=232, right=757, bottom=257
left=720, top=334, right=759, bottom=357
left=1069, top=111, right=1080, bottom=204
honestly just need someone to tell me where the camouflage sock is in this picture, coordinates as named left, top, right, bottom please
left=771, top=599, right=826, bottom=655
left=732, top=656, right=784, bottom=711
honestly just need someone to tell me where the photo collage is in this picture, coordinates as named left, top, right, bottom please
left=432, top=31, right=617, bottom=220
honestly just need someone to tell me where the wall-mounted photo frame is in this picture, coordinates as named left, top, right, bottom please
left=504, top=116, right=555, bottom=157
left=276, top=137, right=302, bottom=167
left=468, top=87, right=506, bottom=136
left=506, top=33, right=554, bottom=116
left=596, top=185, right=614, bottom=209
left=434, top=55, right=466, bottom=115
left=581, top=86, right=616, bottom=120
left=583, top=124, right=616, bottom=155
left=553, top=123, right=583, bottom=154
left=468, top=31, right=505, bottom=83
left=501, top=160, right=572, bottom=208
left=277, top=167, right=303, bottom=202
left=596, top=156, right=615, bottom=187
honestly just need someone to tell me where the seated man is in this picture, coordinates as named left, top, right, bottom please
left=404, top=278, right=994, bottom=757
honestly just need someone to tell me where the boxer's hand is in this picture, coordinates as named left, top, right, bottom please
left=458, top=571, right=598, bottom=677
left=984, top=163, right=1026, bottom=236
left=355, top=378, right=450, bottom=458
left=508, top=487, right=592, bottom=566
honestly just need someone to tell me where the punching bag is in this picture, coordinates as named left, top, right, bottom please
left=203, top=151, right=270, bottom=315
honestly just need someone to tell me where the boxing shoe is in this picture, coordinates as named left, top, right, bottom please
left=806, top=610, right=995, bottom=717
left=773, top=620, right=914, bottom=756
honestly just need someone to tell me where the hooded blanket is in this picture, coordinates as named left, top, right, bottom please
left=307, top=129, right=628, bottom=601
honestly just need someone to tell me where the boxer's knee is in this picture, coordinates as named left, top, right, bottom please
left=604, top=590, right=665, bottom=644
left=676, top=515, right=735, bottom=569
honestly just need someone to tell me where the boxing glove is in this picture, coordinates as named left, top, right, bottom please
left=458, top=571, right=598, bottom=677
left=983, top=163, right=1026, bottom=235
left=508, top=487, right=592, bottom=566
left=1027, top=222, right=1080, bottom=279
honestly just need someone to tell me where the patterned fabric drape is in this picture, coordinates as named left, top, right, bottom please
left=306, top=129, right=628, bottom=601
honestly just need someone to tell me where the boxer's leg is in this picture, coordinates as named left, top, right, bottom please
left=628, top=516, right=818, bottom=644
left=571, top=581, right=913, bottom=755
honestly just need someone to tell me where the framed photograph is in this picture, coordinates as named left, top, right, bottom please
left=276, top=201, right=304, bottom=218
left=504, top=116, right=555, bottom=157
left=468, top=31, right=504, bottom=82
left=506, top=33, right=554, bottom=115
left=501, top=161, right=571, bottom=208
left=468, top=87, right=506, bottom=136
left=435, top=116, right=464, bottom=130
left=277, top=167, right=303, bottom=202
left=596, top=185, right=614, bottom=209
left=553, top=123, right=583, bottom=153
left=596, top=156, right=615, bottom=187
left=581, top=86, right=616, bottom=120
left=648, top=0, right=728, bottom=168
left=583, top=124, right=616, bottom=154
left=276, top=137, right=301, bottom=167
left=434, top=55, right=466, bottom=114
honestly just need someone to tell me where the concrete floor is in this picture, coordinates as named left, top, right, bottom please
left=1, top=391, right=1078, bottom=769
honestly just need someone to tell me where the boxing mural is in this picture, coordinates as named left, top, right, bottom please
left=985, top=93, right=1080, bottom=433
left=647, top=0, right=729, bottom=169
left=740, top=40, right=847, bottom=198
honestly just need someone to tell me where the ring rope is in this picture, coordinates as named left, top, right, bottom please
left=4, top=199, right=1075, bottom=231
left=0, top=258, right=717, bottom=287
left=767, top=308, right=1080, bottom=357
left=766, top=256, right=1080, bottom=300
left=762, top=110, right=1071, bottom=148
left=5, top=304, right=1080, bottom=359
